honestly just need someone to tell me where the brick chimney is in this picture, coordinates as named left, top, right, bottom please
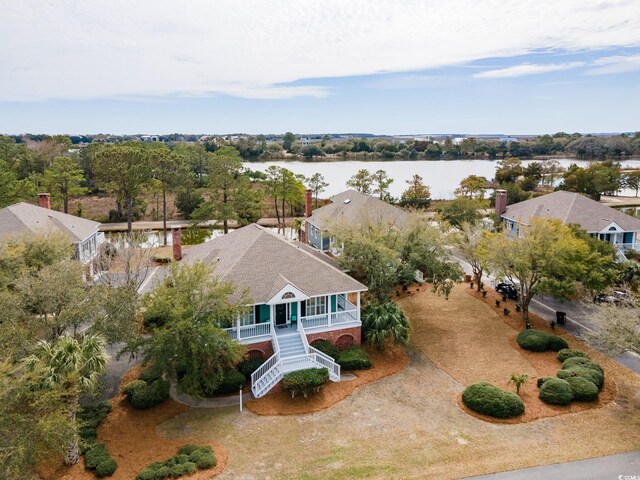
left=172, top=228, right=182, bottom=261
left=495, top=189, right=507, bottom=217
left=305, top=189, right=313, bottom=218
left=38, top=193, right=51, bottom=209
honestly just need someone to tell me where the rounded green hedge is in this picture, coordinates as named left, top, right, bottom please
left=536, top=377, right=553, bottom=388
left=237, top=358, right=265, bottom=379
left=209, top=370, right=246, bottom=395
left=95, top=458, right=118, bottom=478
left=557, top=349, right=589, bottom=363
left=337, top=346, right=372, bottom=370
left=461, top=382, right=525, bottom=418
left=124, top=379, right=170, bottom=409
left=563, top=376, right=599, bottom=402
left=282, top=368, right=329, bottom=399
left=312, top=339, right=340, bottom=360
left=557, top=366, right=604, bottom=390
left=539, top=378, right=573, bottom=405
left=85, top=444, right=110, bottom=470
left=195, top=453, right=216, bottom=469
left=136, top=445, right=216, bottom=480
left=562, top=357, right=604, bottom=375
left=517, top=329, right=568, bottom=352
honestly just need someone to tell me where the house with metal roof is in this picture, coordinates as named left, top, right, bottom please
left=497, top=190, right=640, bottom=259
left=181, top=223, right=368, bottom=398
left=0, top=194, right=105, bottom=269
left=303, top=189, right=410, bottom=252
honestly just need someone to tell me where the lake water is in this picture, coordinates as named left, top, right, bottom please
left=244, top=159, right=640, bottom=199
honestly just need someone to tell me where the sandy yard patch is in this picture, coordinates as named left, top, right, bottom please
left=39, top=366, right=227, bottom=480
left=246, top=345, right=408, bottom=415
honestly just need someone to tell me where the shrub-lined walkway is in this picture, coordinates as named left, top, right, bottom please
left=397, top=285, right=616, bottom=423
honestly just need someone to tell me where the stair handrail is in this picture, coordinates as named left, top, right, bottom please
left=298, top=317, right=340, bottom=380
left=250, top=321, right=281, bottom=390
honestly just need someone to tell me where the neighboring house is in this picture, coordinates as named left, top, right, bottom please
left=303, top=189, right=411, bottom=252
left=496, top=189, right=640, bottom=260
left=180, top=223, right=367, bottom=398
left=0, top=194, right=105, bottom=271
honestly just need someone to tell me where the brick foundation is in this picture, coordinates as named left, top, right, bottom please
left=244, top=340, right=274, bottom=360
left=306, top=326, right=362, bottom=350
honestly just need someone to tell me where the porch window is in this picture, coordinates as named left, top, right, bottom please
left=306, top=297, right=327, bottom=316
left=238, top=309, right=254, bottom=326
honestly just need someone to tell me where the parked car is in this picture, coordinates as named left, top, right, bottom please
left=495, top=283, right=518, bottom=300
left=593, top=290, right=628, bottom=305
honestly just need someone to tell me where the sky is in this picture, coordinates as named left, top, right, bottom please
left=1, top=0, right=640, bottom=135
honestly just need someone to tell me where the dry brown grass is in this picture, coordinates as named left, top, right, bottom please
left=246, top=344, right=408, bottom=416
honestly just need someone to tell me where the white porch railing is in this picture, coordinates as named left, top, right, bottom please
left=224, top=322, right=270, bottom=341
left=331, top=310, right=358, bottom=325
left=300, top=308, right=360, bottom=330
left=298, top=318, right=341, bottom=381
left=615, top=242, right=640, bottom=252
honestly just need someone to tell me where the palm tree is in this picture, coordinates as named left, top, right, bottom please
left=24, top=334, right=109, bottom=465
left=362, top=302, right=410, bottom=351
left=508, top=373, right=529, bottom=396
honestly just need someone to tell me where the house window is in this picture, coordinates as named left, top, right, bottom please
left=306, top=297, right=327, bottom=316
left=238, top=309, right=254, bottom=326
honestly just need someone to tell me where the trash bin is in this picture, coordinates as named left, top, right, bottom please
left=556, top=311, right=566, bottom=325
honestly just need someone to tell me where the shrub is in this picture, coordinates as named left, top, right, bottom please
left=171, top=463, right=197, bottom=476
left=85, top=444, right=110, bottom=470
left=237, top=358, right=265, bottom=379
left=311, top=339, right=340, bottom=360
left=539, top=378, right=573, bottom=405
left=564, top=376, right=599, bottom=401
left=557, top=349, right=590, bottom=363
left=135, top=468, right=158, bottom=480
left=78, top=402, right=111, bottom=446
left=178, top=444, right=200, bottom=455
left=124, top=379, right=170, bottom=409
left=517, top=329, right=568, bottom=352
left=138, top=365, right=162, bottom=383
left=536, top=377, right=553, bottom=388
left=196, top=453, right=217, bottom=469
left=175, top=454, right=190, bottom=464
left=95, top=458, right=118, bottom=478
left=337, top=346, right=372, bottom=370
left=282, top=368, right=330, bottom=398
left=557, top=366, right=604, bottom=390
left=562, top=357, right=604, bottom=374
left=461, top=382, right=525, bottom=418
left=208, top=369, right=246, bottom=396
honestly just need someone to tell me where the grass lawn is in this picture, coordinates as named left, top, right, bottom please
left=48, top=285, right=640, bottom=479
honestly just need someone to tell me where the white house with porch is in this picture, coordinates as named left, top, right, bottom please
left=181, top=224, right=367, bottom=398
left=499, top=190, right=640, bottom=261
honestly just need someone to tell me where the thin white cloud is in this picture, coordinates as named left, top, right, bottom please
left=474, top=62, right=585, bottom=79
left=1, top=0, right=639, bottom=101
left=585, top=54, right=640, bottom=75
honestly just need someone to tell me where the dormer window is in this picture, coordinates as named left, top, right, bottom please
left=281, top=292, right=295, bottom=299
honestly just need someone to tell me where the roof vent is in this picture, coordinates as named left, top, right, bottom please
left=344, top=199, right=351, bottom=204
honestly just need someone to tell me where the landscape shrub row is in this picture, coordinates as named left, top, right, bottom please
left=136, top=445, right=216, bottom=480
left=517, top=329, right=568, bottom=352
left=461, top=382, right=525, bottom=418
left=537, top=349, right=603, bottom=405
left=84, top=444, right=118, bottom=478
left=78, top=403, right=117, bottom=478
left=311, top=341, right=372, bottom=370
left=282, top=368, right=329, bottom=398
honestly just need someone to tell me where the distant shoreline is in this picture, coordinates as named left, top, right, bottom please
left=243, top=155, right=640, bottom=163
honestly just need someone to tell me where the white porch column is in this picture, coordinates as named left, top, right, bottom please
left=356, top=291, right=361, bottom=322
left=236, top=317, right=241, bottom=340
left=328, top=295, right=333, bottom=326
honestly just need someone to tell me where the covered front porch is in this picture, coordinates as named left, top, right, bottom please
left=225, top=290, right=362, bottom=343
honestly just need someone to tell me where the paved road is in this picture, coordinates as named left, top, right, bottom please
left=464, top=451, right=640, bottom=480
left=450, top=252, right=640, bottom=375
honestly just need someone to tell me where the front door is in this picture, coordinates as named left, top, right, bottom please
left=275, top=303, right=287, bottom=326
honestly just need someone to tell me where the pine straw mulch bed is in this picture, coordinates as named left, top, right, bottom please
left=38, top=365, right=227, bottom=480
left=396, top=284, right=619, bottom=425
left=245, top=344, right=409, bottom=416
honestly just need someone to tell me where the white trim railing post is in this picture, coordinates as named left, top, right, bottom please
left=236, top=317, right=241, bottom=340
left=356, top=291, right=361, bottom=322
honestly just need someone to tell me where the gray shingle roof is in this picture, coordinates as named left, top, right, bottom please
left=503, top=191, right=640, bottom=232
left=182, top=224, right=367, bottom=303
left=0, top=202, right=100, bottom=243
left=307, top=189, right=410, bottom=231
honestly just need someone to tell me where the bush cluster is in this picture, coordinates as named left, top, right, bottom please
left=461, top=382, right=525, bottom=418
left=311, top=339, right=340, bottom=360
left=136, top=445, right=216, bottom=480
left=336, top=346, right=372, bottom=370
left=78, top=402, right=111, bottom=447
left=539, top=378, right=574, bottom=405
left=85, top=444, right=118, bottom=478
left=282, top=368, right=329, bottom=399
left=237, top=358, right=265, bottom=379
left=563, top=376, right=599, bottom=401
left=517, top=329, right=568, bottom=352
left=557, top=348, right=590, bottom=363
left=536, top=377, right=553, bottom=388
left=123, top=379, right=170, bottom=409
left=207, top=370, right=246, bottom=396
left=557, top=365, right=604, bottom=390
